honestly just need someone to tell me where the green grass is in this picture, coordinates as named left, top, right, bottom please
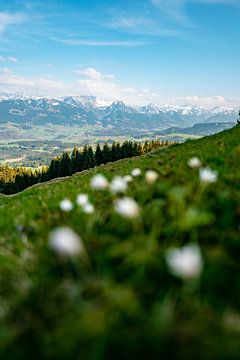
left=0, top=125, right=240, bottom=359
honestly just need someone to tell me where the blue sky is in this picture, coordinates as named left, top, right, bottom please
left=0, top=0, right=239, bottom=107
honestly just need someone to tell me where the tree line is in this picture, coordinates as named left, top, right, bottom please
left=0, top=140, right=171, bottom=195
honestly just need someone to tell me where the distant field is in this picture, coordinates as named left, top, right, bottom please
left=0, top=124, right=192, bottom=167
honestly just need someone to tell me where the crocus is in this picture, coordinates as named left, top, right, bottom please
left=188, top=157, right=202, bottom=169
left=145, top=170, right=158, bottom=184
left=49, top=227, right=84, bottom=257
left=166, top=244, right=203, bottom=279
left=114, top=197, right=140, bottom=219
left=124, top=175, right=133, bottom=183
left=90, top=174, right=109, bottom=190
left=110, top=176, right=128, bottom=194
left=82, top=202, right=95, bottom=214
left=199, top=168, right=218, bottom=184
left=76, top=193, right=89, bottom=206
left=131, top=168, right=141, bottom=177
left=59, top=199, right=73, bottom=212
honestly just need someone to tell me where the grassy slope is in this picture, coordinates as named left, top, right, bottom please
left=0, top=125, right=240, bottom=359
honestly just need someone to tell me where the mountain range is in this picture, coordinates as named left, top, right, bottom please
left=0, top=94, right=238, bottom=132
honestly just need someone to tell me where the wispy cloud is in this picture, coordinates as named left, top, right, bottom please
left=0, top=12, right=27, bottom=34
left=51, top=37, right=151, bottom=47
left=165, top=94, right=239, bottom=108
left=75, top=67, right=114, bottom=81
left=151, top=0, right=240, bottom=23
left=0, top=67, right=238, bottom=108
left=8, top=56, right=18, bottom=63
left=75, top=78, right=160, bottom=105
left=0, top=67, right=70, bottom=95
left=0, top=55, right=19, bottom=63
left=103, top=15, right=181, bottom=37
left=151, top=0, right=189, bottom=24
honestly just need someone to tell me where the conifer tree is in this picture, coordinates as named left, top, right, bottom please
left=111, top=142, right=117, bottom=161
left=132, top=142, right=139, bottom=156
left=102, top=143, right=111, bottom=164
left=59, top=152, right=71, bottom=177
left=95, top=143, right=104, bottom=166
left=82, top=146, right=95, bottom=170
left=81, top=145, right=89, bottom=170
left=71, top=147, right=80, bottom=174
left=115, top=142, right=122, bottom=160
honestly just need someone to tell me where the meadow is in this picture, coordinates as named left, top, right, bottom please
left=0, top=125, right=239, bottom=359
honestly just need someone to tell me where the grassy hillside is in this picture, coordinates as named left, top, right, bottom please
left=0, top=125, right=240, bottom=359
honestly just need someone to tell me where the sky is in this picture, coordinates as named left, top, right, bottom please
left=0, top=0, right=240, bottom=108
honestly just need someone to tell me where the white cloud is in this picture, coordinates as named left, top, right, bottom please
left=103, top=15, right=181, bottom=37
left=75, top=67, right=114, bottom=81
left=0, top=68, right=70, bottom=96
left=8, top=56, right=18, bottom=63
left=0, top=67, right=238, bottom=108
left=0, top=56, right=19, bottom=63
left=51, top=37, right=150, bottom=47
left=162, top=95, right=239, bottom=108
left=76, top=78, right=137, bottom=101
left=151, top=0, right=188, bottom=23
left=0, top=12, right=26, bottom=34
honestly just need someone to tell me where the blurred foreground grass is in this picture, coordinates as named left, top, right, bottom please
left=0, top=126, right=240, bottom=359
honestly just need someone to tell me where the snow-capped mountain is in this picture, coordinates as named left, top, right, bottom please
left=0, top=94, right=238, bottom=131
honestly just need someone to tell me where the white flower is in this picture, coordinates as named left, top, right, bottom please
left=124, top=175, right=133, bottom=183
left=90, top=174, right=109, bottom=190
left=82, top=202, right=95, bottom=214
left=145, top=170, right=158, bottom=184
left=49, top=227, right=84, bottom=257
left=199, top=168, right=218, bottom=184
left=188, top=157, right=202, bottom=168
left=76, top=193, right=89, bottom=206
left=59, top=199, right=73, bottom=212
left=166, top=244, right=203, bottom=279
left=131, top=168, right=141, bottom=177
left=110, top=176, right=128, bottom=194
left=114, top=197, right=140, bottom=219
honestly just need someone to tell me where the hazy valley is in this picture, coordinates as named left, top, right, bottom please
left=0, top=94, right=237, bottom=166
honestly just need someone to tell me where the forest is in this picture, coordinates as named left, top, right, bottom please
left=0, top=140, right=171, bottom=195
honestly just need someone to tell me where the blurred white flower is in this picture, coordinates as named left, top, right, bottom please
left=131, top=168, right=141, bottom=177
left=76, top=193, right=89, bottom=206
left=188, top=157, right=202, bottom=168
left=166, top=244, right=203, bottom=279
left=124, top=175, right=133, bottom=183
left=114, top=197, right=140, bottom=218
left=49, top=227, right=84, bottom=257
left=90, top=174, right=109, bottom=190
left=110, top=176, right=128, bottom=194
left=59, top=199, right=73, bottom=212
left=199, top=168, right=218, bottom=184
left=82, top=202, right=95, bottom=214
left=145, top=170, right=158, bottom=184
